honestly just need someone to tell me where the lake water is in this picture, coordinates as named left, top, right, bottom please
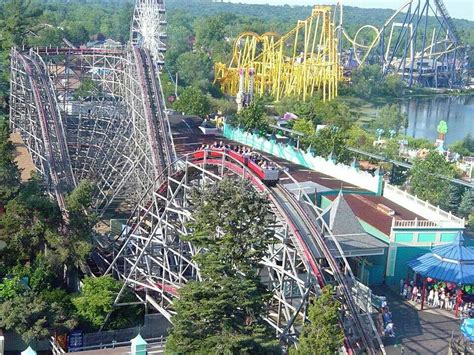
left=400, top=95, right=474, bottom=145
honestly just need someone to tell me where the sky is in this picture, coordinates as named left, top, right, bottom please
left=224, top=0, right=474, bottom=21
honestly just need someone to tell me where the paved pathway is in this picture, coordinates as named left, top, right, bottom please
left=372, top=286, right=460, bottom=354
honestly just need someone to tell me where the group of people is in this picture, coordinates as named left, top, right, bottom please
left=401, top=280, right=422, bottom=303
left=196, top=141, right=278, bottom=170
left=400, top=279, right=471, bottom=316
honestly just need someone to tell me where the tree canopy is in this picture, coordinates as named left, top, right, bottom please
left=409, top=151, right=456, bottom=207
left=165, top=178, right=279, bottom=354
left=173, top=86, right=211, bottom=117
left=235, top=98, right=269, bottom=133
left=290, top=285, right=344, bottom=355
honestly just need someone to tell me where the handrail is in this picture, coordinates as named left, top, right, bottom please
left=273, top=185, right=382, bottom=354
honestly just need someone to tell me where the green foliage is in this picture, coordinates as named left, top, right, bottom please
left=409, top=152, right=455, bottom=206
left=0, top=177, right=62, bottom=266
left=166, top=276, right=278, bottom=354
left=307, top=127, right=350, bottom=163
left=236, top=99, right=269, bottom=132
left=290, top=285, right=344, bottom=355
left=371, top=104, right=407, bottom=135
left=0, top=119, right=21, bottom=205
left=0, top=275, right=26, bottom=301
left=62, top=180, right=97, bottom=267
left=174, top=86, right=211, bottom=117
left=405, top=136, right=433, bottom=150
left=72, top=276, right=116, bottom=329
left=0, top=177, right=96, bottom=293
left=0, top=276, right=77, bottom=343
left=458, top=190, right=474, bottom=218
left=27, top=26, right=64, bottom=47
left=450, top=134, right=474, bottom=157
left=350, top=65, right=406, bottom=100
left=74, top=78, right=101, bottom=99
left=0, top=0, right=39, bottom=105
left=176, top=51, right=212, bottom=90
left=210, top=97, right=237, bottom=115
left=447, top=184, right=465, bottom=215
left=346, top=125, right=375, bottom=151
left=185, top=178, right=274, bottom=276
left=72, top=275, right=142, bottom=331
left=166, top=24, right=193, bottom=71
left=277, top=98, right=354, bottom=132
left=0, top=292, right=50, bottom=342
left=292, top=118, right=315, bottom=136
left=166, top=178, right=278, bottom=354
left=468, top=213, right=474, bottom=232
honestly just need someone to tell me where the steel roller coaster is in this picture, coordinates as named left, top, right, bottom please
left=336, top=0, right=468, bottom=88
left=9, top=0, right=397, bottom=353
left=214, top=0, right=468, bottom=105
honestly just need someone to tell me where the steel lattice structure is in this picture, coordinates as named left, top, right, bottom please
left=10, top=0, right=383, bottom=353
left=336, top=0, right=468, bottom=88
left=214, top=6, right=342, bottom=102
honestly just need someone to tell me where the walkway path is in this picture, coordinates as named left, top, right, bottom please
left=372, top=286, right=459, bottom=354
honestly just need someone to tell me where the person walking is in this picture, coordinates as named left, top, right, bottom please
left=412, top=285, right=418, bottom=301
left=433, top=289, right=440, bottom=307
left=427, top=288, right=434, bottom=305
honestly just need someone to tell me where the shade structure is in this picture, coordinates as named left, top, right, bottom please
left=407, top=233, right=474, bottom=285
left=460, top=319, right=474, bottom=341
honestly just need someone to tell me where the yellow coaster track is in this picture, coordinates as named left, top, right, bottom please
left=214, top=6, right=342, bottom=102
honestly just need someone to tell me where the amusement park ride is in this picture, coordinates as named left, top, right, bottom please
left=7, top=0, right=469, bottom=353
left=214, top=0, right=469, bottom=104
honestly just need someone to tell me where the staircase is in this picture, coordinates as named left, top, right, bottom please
left=433, top=0, right=460, bottom=44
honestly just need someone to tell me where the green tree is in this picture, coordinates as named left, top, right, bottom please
left=350, top=64, right=405, bottom=99
left=290, top=285, right=344, bottom=355
left=0, top=283, right=76, bottom=343
left=64, top=23, right=89, bottom=45
left=0, top=119, right=21, bottom=205
left=62, top=180, right=97, bottom=269
left=0, top=178, right=95, bottom=279
left=0, top=177, right=62, bottom=266
left=166, top=24, right=193, bottom=70
left=350, top=64, right=383, bottom=99
left=468, top=213, right=474, bottom=232
left=72, top=275, right=142, bottom=331
left=458, top=190, right=473, bottom=218
left=447, top=184, right=465, bottom=215
left=287, top=99, right=354, bottom=132
left=292, top=118, right=315, bottom=136
left=166, top=178, right=278, bottom=354
left=308, top=127, right=349, bottom=163
left=194, top=15, right=226, bottom=49
left=346, top=125, right=376, bottom=151
left=450, top=134, right=474, bottom=157
left=174, top=86, right=211, bottom=117
left=236, top=98, right=268, bottom=132
left=409, top=152, right=455, bottom=206
left=27, top=26, right=64, bottom=47
left=210, top=97, right=237, bottom=115
left=175, top=51, right=212, bottom=89
left=372, top=104, right=407, bottom=135
left=0, top=0, right=38, bottom=104
left=72, top=276, right=116, bottom=329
